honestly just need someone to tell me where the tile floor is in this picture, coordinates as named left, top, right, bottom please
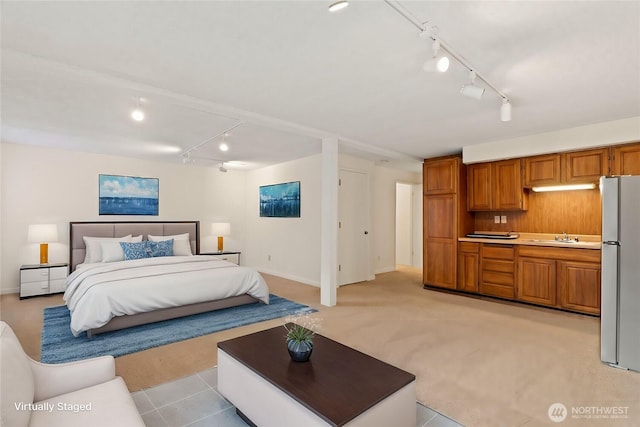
left=131, top=367, right=463, bottom=427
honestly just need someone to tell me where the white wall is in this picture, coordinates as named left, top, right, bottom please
left=244, top=154, right=322, bottom=286
left=0, top=142, right=246, bottom=293
left=463, top=116, right=640, bottom=164
left=395, top=183, right=412, bottom=266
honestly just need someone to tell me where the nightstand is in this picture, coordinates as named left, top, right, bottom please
left=201, top=251, right=241, bottom=265
left=20, top=263, right=69, bottom=299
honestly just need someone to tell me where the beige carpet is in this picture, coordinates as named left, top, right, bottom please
left=2, top=267, right=639, bottom=426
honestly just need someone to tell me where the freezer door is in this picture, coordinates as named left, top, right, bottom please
left=617, top=176, right=640, bottom=371
left=601, top=242, right=619, bottom=364
left=600, top=176, right=619, bottom=243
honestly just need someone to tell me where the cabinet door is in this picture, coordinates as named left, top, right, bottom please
left=517, top=257, right=557, bottom=306
left=424, top=158, right=458, bottom=195
left=524, top=154, right=561, bottom=187
left=558, top=261, right=601, bottom=315
left=563, top=148, right=608, bottom=183
left=458, top=243, right=479, bottom=292
left=492, top=159, right=526, bottom=210
left=612, top=143, right=640, bottom=176
left=467, top=163, right=492, bottom=211
left=424, top=194, right=456, bottom=289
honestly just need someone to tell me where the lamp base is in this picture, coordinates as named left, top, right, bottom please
left=217, top=236, right=224, bottom=252
left=39, top=243, right=49, bottom=264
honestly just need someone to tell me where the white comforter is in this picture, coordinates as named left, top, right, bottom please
left=63, top=256, right=269, bottom=336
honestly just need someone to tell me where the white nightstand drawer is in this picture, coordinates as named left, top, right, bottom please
left=20, top=281, right=49, bottom=297
left=21, top=269, right=49, bottom=283
left=49, top=279, right=67, bottom=293
left=50, top=266, right=68, bottom=280
left=212, top=253, right=240, bottom=265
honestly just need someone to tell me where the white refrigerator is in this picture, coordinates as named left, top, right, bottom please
left=601, top=176, right=640, bottom=371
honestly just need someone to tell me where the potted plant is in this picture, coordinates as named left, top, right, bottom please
left=284, top=313, right=320, bottom=362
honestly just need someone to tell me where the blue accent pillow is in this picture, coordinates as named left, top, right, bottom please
left=120, top=241, right=150, bottom=260
left=148, top=239, right=174, bottom=258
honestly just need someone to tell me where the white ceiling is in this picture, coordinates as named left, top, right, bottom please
left=2, top=1, right=639, bottom=172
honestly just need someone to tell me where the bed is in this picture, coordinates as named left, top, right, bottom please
left=66, top=221, right=269, bottom=338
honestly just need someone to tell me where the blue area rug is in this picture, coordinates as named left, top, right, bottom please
left=41, top=294, right=316, bottom=363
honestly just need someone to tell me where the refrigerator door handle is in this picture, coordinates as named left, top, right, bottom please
left=603, top=241, right=621, bottom=246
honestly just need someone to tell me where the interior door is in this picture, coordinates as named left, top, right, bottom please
left=338, top=170, right=369, bottom=285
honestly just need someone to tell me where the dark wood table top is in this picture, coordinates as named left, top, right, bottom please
left=218, top=325, right=416, bottom=427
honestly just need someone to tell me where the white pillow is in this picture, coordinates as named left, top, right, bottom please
left=83, top=235, right=132, bottom=264
left=131, top=235, right=143, bottom=242
left=148, top=233, right=192, bottom=256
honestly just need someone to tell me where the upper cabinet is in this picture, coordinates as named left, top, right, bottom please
left=563, top=148, right=609, bottom=183
left=612, top=142, right=640, bottom=176
left=423, top=158, right=458, bottom=194
left=524, top=154, right=561, bottom=187
left=524, top=148, right=608, bottom=187
left=468, top=159, right=528, bottom=211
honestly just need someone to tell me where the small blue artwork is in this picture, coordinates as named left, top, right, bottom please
left=260, top=181, right=300, bottom=218
left=99, top=174, right=159, bottom=215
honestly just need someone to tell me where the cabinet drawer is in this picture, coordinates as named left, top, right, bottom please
left=50, top=266, right=68, bottom=280
left=49, top=279, right=67, bottom=294
left=482, top=245, right=515, bottom=260
left=213, top=254, right=240, bottom=265
left=482, top=270, right=514, bottom=286
left=21, top=269, right=49, bottom=283
left=459, top=242, right=480, bottom=253
left=20, top=281, right=49, bottom=297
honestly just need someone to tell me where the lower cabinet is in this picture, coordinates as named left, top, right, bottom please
left=516, top=246, right=601, bottom=315
left=479, top=244, right=515, bottom=299
left=517, top=257, right=557, bottom=306
left=457, top=242, right=479, bottom=292
left=558, top=260, right=601, bottom=315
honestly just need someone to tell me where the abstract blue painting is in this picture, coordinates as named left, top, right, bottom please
left=99, top=174, right=159, bottom=215
left=260, top=181, right=300, bottom=217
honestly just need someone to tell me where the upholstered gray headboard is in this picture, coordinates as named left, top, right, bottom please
left=69, top=221, right=200, bottom=272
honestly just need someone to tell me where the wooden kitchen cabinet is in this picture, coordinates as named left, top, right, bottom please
left=467, top=159, right=527, bottom=211
left=479, top=244, right=515, bottom=299
left=612, top=142, right=640, bottom=176
left=517, top=245, right=601, bottom=315
left=517, top=257, right=557, bottom=306
left=423, top=158, right=458, bottom=195
left=558, top=260, right=601, bottom=315
left=524, top=154, right=561, bottom=187
left=458, top=242, right=479, bottom=292
left=423, top=156, right=474, bottom=290
left=563, top=148, right=608, bottom=183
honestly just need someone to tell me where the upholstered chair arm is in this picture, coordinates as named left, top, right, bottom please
left=30, top=355, right=116, bottom=402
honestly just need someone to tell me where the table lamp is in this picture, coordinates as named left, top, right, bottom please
left=28, top=224, right=58, bottom=264
left=211, top=222, right=231, bottom=252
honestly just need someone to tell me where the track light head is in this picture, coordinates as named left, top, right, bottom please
left=460, top=70, right=485, bottom=100
left=131, top=97, right=144, bottom=121
left=501, top=99, right=512, bottom=122
left=328, top=0, right=348, bottom=12
left=219, top=163, right=228, bottom=173
left=423, top=38, right=449, bottom=73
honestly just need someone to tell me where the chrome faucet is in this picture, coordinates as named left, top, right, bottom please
left=555, top=232, right=569, bottom=241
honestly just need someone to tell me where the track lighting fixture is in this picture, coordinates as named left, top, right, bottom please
left=460, top=70, right=485, bottom=100
left=422, top=38, right=449, bottom=73
left=219, top=142, right=229, bottom=152
left=219, top=163, right=228, bottom=173
left=131, top=97, right=144, bottom=122
left=385, top=1, right=514, bottom=122
left=328, top=0, right=348, bottom=12
left=500, top=99, right=512, bottom=122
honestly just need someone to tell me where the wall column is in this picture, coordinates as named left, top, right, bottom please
left=320, top=138, right=338, bottom=306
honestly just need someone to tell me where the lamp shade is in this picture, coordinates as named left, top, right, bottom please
left=211, top=222, right=231, bottom=236
left=27, top=224, right=58, bottom=243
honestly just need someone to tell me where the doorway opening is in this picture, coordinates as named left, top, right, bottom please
left=395, top=182, right=422, bottom=270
